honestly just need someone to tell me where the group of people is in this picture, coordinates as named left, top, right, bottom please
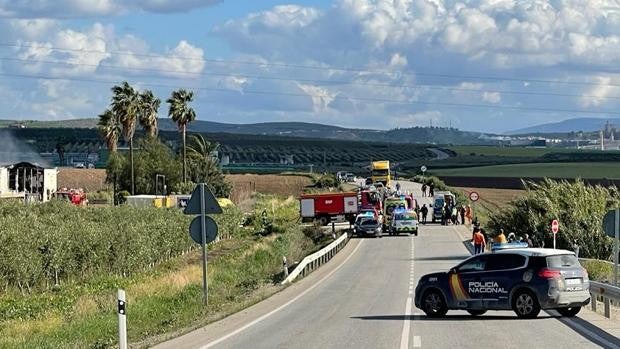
left=440, top=203, right=472, bottom=226
left=420, top=183, right=435, bottom=197
left=471, top=227, right=535, bottom=254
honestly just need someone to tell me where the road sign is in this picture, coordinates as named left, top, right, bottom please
left=420, top=165, right=427, bottom=173
left=189, top=216, right=218, bottom=244
left=551, top=219, right=559, bottom=234
left=469, top=191, right=479, bottom=202
left=603, top=208, right=619, bottom=286
left=183, top=183, right=223, bottom=306
left=183, top=184, right=222, bottom=215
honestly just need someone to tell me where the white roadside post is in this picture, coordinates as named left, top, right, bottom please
left=118, top=289, right=127, bottom=349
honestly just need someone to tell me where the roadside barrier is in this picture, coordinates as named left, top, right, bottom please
left=281, top=232, right=349, bottom=285
left=589, top=281, right=620, bottom=319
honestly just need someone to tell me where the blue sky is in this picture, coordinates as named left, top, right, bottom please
left=0, top=0, right=619, bottom=133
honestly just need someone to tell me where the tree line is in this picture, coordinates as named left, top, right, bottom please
left=97, top=82, right=230, bottom=198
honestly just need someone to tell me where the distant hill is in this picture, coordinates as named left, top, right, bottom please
left=0, top=118, right=493, bottom=145
left=508, top=117, right=620, bottom=135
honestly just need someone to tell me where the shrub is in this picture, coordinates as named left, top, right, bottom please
left=488, top=179, right=619, bottom=260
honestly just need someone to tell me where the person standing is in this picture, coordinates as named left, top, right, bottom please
left=495, top=229, right=507, bottom=244
left=459, top=205, right=466, bottom=225
left=451, top=205, right=458, bottom=225
left=429, top=183, right=435, bottom=197
left=525, top=234, right=534, bottom=248
left=465, top=205, right=472, bottom=225
left=421, top=183, right=427, bottom=197
left=420, top=204, right=428, bottom=224
left=473, top=227, right=486, bottom=254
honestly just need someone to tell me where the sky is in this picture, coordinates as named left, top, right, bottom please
left=0, top=0, right=619, bottom=133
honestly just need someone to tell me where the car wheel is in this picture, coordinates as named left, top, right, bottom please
left=422, top=289, right=448, bottom=317
left=557, top=307, right=581, bottom=317
left=512, top=289, right=540, bottom=319
left=318, top=217, right=329, bottom=226
left=466, top=309, right=487, bottom=316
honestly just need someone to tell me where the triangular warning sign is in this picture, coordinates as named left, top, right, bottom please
left=183, top=183, right=223, bottom=215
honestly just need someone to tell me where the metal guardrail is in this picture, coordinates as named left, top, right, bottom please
left=281, top=232, right=349, bottom=285
left=589, top=281, right=620, bottom=319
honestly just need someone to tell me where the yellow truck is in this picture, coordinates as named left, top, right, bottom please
left=371, top=160, right=391, bottom=188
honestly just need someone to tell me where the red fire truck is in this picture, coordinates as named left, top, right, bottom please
left=300, top=192, right=359, bottom=225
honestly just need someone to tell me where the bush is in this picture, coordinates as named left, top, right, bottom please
left=582, top=260, right=615, bottom=282
left=313, top=174, right=339, bottom=189
left=488, top=179, right=619, bottom=260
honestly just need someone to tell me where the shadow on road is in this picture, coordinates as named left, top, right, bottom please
left=351, top=314, right=553, bottom=321
left=413, top=255, right=470, bottom=261
left=547, top=311, right=620, bottom=349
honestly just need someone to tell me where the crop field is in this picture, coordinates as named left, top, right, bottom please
left=227, top=174, right=312, bottom=202
left=57, top=168, right=107, bottom=191
left=432, top=162, right=620, bottom=179
left=447, top=146, right=583, bottom=158
left=454, top=187, right=525, bottom=208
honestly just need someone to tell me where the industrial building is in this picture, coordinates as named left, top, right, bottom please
left=0, top=162, right=57, bottom=202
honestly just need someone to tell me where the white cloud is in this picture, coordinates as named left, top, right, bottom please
left=580, top=76, right=618, bottom=108
left=482, top=91, right=501, bottom=104
left=297, top=84, right=338, bottom=112
left=0, top=0, right=221, bottom=18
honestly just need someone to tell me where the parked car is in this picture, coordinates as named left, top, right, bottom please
left=415, top=248, right=590, bottom=318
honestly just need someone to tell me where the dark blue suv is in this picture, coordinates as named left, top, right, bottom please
left=414, top=248, right=590, bottom=318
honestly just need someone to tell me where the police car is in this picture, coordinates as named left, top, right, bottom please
left=414, top=248, right=590, bottom=318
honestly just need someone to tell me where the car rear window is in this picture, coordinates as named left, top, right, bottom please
left=361, top=219, right=378, bottom=226
left=546, top=254, right=579, bottom=268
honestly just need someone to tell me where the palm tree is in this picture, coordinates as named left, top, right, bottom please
left=97, top=109, right=121, bottom=152
left=111, top=81, right=140, bottom=194
left=188, top=134, right=219, bottom=161
left=139, top=90, right=161, bottom=138
left=167, top=89, right=196, bottom=183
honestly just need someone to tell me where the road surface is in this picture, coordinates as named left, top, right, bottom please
left=428, top=148, right=451, bottom=161
left=155, top=181, right=618, bottom=349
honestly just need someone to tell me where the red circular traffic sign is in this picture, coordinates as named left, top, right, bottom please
left=469, top=191, right=479, bottom=202
left=551, top=219, right=559, bottom=234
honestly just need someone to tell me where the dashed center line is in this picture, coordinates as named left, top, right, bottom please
left=401, top=233, right=419, bottom=349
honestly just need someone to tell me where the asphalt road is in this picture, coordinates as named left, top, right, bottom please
left=156, top=181, right=617, bottom=349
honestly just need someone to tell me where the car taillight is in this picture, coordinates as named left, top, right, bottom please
left=538, top=268, right=561, bottom=279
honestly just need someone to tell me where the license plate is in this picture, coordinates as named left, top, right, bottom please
left=565, top=278, right=582, bottom=285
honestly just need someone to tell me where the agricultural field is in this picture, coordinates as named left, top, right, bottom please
left=227, top=174, right=312, bottom=203
left=57, top=168, right=107, bottom=191
left=432, top=162, right=620, bottom=179
left=447, top=145, right=579, bottom=158
left=0, top=195, right=327, bottom=348
left=454, top=187, right=525, bottom=212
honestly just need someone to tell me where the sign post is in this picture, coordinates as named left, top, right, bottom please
left=469, top=191, right=479, bottom=226
left=420, top=165, right=427, bottom=176
left=184, top=183, right=223, bottom=306
left=603, top=208, right=620, bottom=286
left=551, top=219, right=559, bottom=249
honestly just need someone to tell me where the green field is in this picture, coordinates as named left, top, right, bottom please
left=448, top=145, right=590, bottom=158
left=431, top=162, right=620, bottom=179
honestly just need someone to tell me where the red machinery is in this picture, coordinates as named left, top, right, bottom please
left=360, top=188, right=383, bottom=212
left=300, top=192, right=359, bottom=225
left=55, top=188, right=88, bottom=206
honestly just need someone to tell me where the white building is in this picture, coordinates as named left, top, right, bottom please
left=0, top=162, right=57, bottom=202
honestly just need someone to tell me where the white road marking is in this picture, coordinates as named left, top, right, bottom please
left=413, top=335, right=422, bottom=348
left=198, top=239, right=365, bottom=349
left=400, top=297, right=413, bottom=349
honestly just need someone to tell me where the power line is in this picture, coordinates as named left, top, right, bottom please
left=2, top=56, right=620, bottom=101
left=1, top=71, right=620, bottom=116
left=1, top=41, right=619, bottom=88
